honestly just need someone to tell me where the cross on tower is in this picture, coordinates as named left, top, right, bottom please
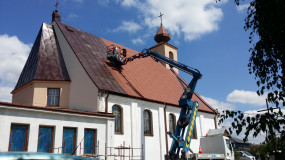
left=158, top=12, right=164, bottom=25
left=55, top=1, right=59, bottom=10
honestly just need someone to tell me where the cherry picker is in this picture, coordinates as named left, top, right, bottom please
left=107, top=45, right=202, bottom=160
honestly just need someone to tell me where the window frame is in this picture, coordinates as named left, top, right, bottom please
left=8, top=124, right=29, bottom=151
left=143, top=109, right=153, bottom=136
left=37, top=126, right=54, bottom=153
left=112, top=105, right=124, bottom=134
left=62, top=127, right=77, bottom=155
left=168, top=113, right=176, bottom=134
left=47, top=88, right=60, bottom=107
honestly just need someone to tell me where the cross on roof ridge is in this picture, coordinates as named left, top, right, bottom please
left=55, top=1, right=59, bottom=10
left=158, top=12, right=164, bottom=25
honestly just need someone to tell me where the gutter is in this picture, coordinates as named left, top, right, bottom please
left=0, top=104, right=114, bottom=120
left=214, top=114, right=218, bottom=129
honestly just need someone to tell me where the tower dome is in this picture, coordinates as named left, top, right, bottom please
left=154, top=24, right=171, bottom=43
left=52, top=10, right=61, bottom=22
left=52, top=1, right=61, bottom=22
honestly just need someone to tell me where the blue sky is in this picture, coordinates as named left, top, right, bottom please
left=0, top=0, right=272, bottom=143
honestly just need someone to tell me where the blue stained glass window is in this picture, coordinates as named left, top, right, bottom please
left=48, top=88, right=60, bottom=106
left=38, top=127, right=53, bottom=153
left=84, top=129, right=96, bottom=154
left=9, top=125, right=28, bottom=151
left=62, top=128, right=76, bottom=154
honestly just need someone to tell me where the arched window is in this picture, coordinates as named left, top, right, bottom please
left=143, top=110, right=153, bottom=136
left=112, top=105, right=123, bottom=134
left=169, top=114, right=176, bottom=134
left=169, top=51, right=174, bottom=60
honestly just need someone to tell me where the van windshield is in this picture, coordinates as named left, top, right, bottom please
left=226, top=139, right=232, bottom=151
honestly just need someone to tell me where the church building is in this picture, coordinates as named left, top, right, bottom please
left=0, top=9, right=218, bottom=160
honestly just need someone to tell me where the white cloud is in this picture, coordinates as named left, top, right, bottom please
left=113, top=21, right=142, bottom=33
left=232, top=129, right=266, bottom=144
left=0, top=34, right=31, bottom=102
left=0, top=86, right=13, bottom=102
left=236, top=3, right=249, bottom=14
left=116, top=0, right=226, bottom=41
left=201, top=95, right=236, bottom=111
left=97, top=0, right=110, bottom=6
left=132, top=37, right=144, bottom=45
left=121, top=0, right=138, bottom=7
left=67, top=13, right=79, bottom=20
left=226, top=90, right=267, bottom=106
left=247, top=131, right=266, bottom=144
left=0, top=34, right=30, bottom=85
left=244, top=108, right=285, bottom=117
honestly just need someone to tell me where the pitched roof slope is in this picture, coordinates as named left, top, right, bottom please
left=55, top=22, right=125, bottom=94
left=101, top=39, right=216, bottom=113
left=55, top=22, right=216, bottom=114
left=14, top=23, right=70, bottom=91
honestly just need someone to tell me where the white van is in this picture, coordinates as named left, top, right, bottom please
left=198, top=135, right=234, bottom=160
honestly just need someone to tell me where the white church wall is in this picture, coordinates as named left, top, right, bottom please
left=0, top=104, right=112, bottom=157
left=108, top=95, right=165, bottom=160
left=199, top=113, right=216, bottom=137
left=140, top=101, right=163, bottom=160
left=52, top=22, right=99, bottom=112
left=108, top=94, right=217, bottom=160
left=108, top=95, right=140, bottom=158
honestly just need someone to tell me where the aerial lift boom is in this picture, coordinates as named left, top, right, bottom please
left=107, top=46, right=202, bottom=160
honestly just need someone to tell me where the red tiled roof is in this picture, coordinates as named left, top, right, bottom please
left=52, top=22, right=216, bottom=114
left=101, top=39, right=216, bottom=114
left=0, top=101, right=114, bottom=118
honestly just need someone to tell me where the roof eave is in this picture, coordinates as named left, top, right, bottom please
left=0, top=101, right=114, bottom=118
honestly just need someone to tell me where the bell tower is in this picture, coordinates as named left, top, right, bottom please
left=52, top=1, right=61, bottom=22
left=149, top=12, right=178, bottom=73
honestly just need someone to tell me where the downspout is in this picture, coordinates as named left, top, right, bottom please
left=104, top=91, right=110, bottom=159
left=164, top=104, right=169, bottom=154
left=214, top=114, right=218, bottom=129
left=105, top=92, right=109, bottom=113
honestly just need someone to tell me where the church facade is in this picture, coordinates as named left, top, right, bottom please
left=0, top=10, right=218, bottom=160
